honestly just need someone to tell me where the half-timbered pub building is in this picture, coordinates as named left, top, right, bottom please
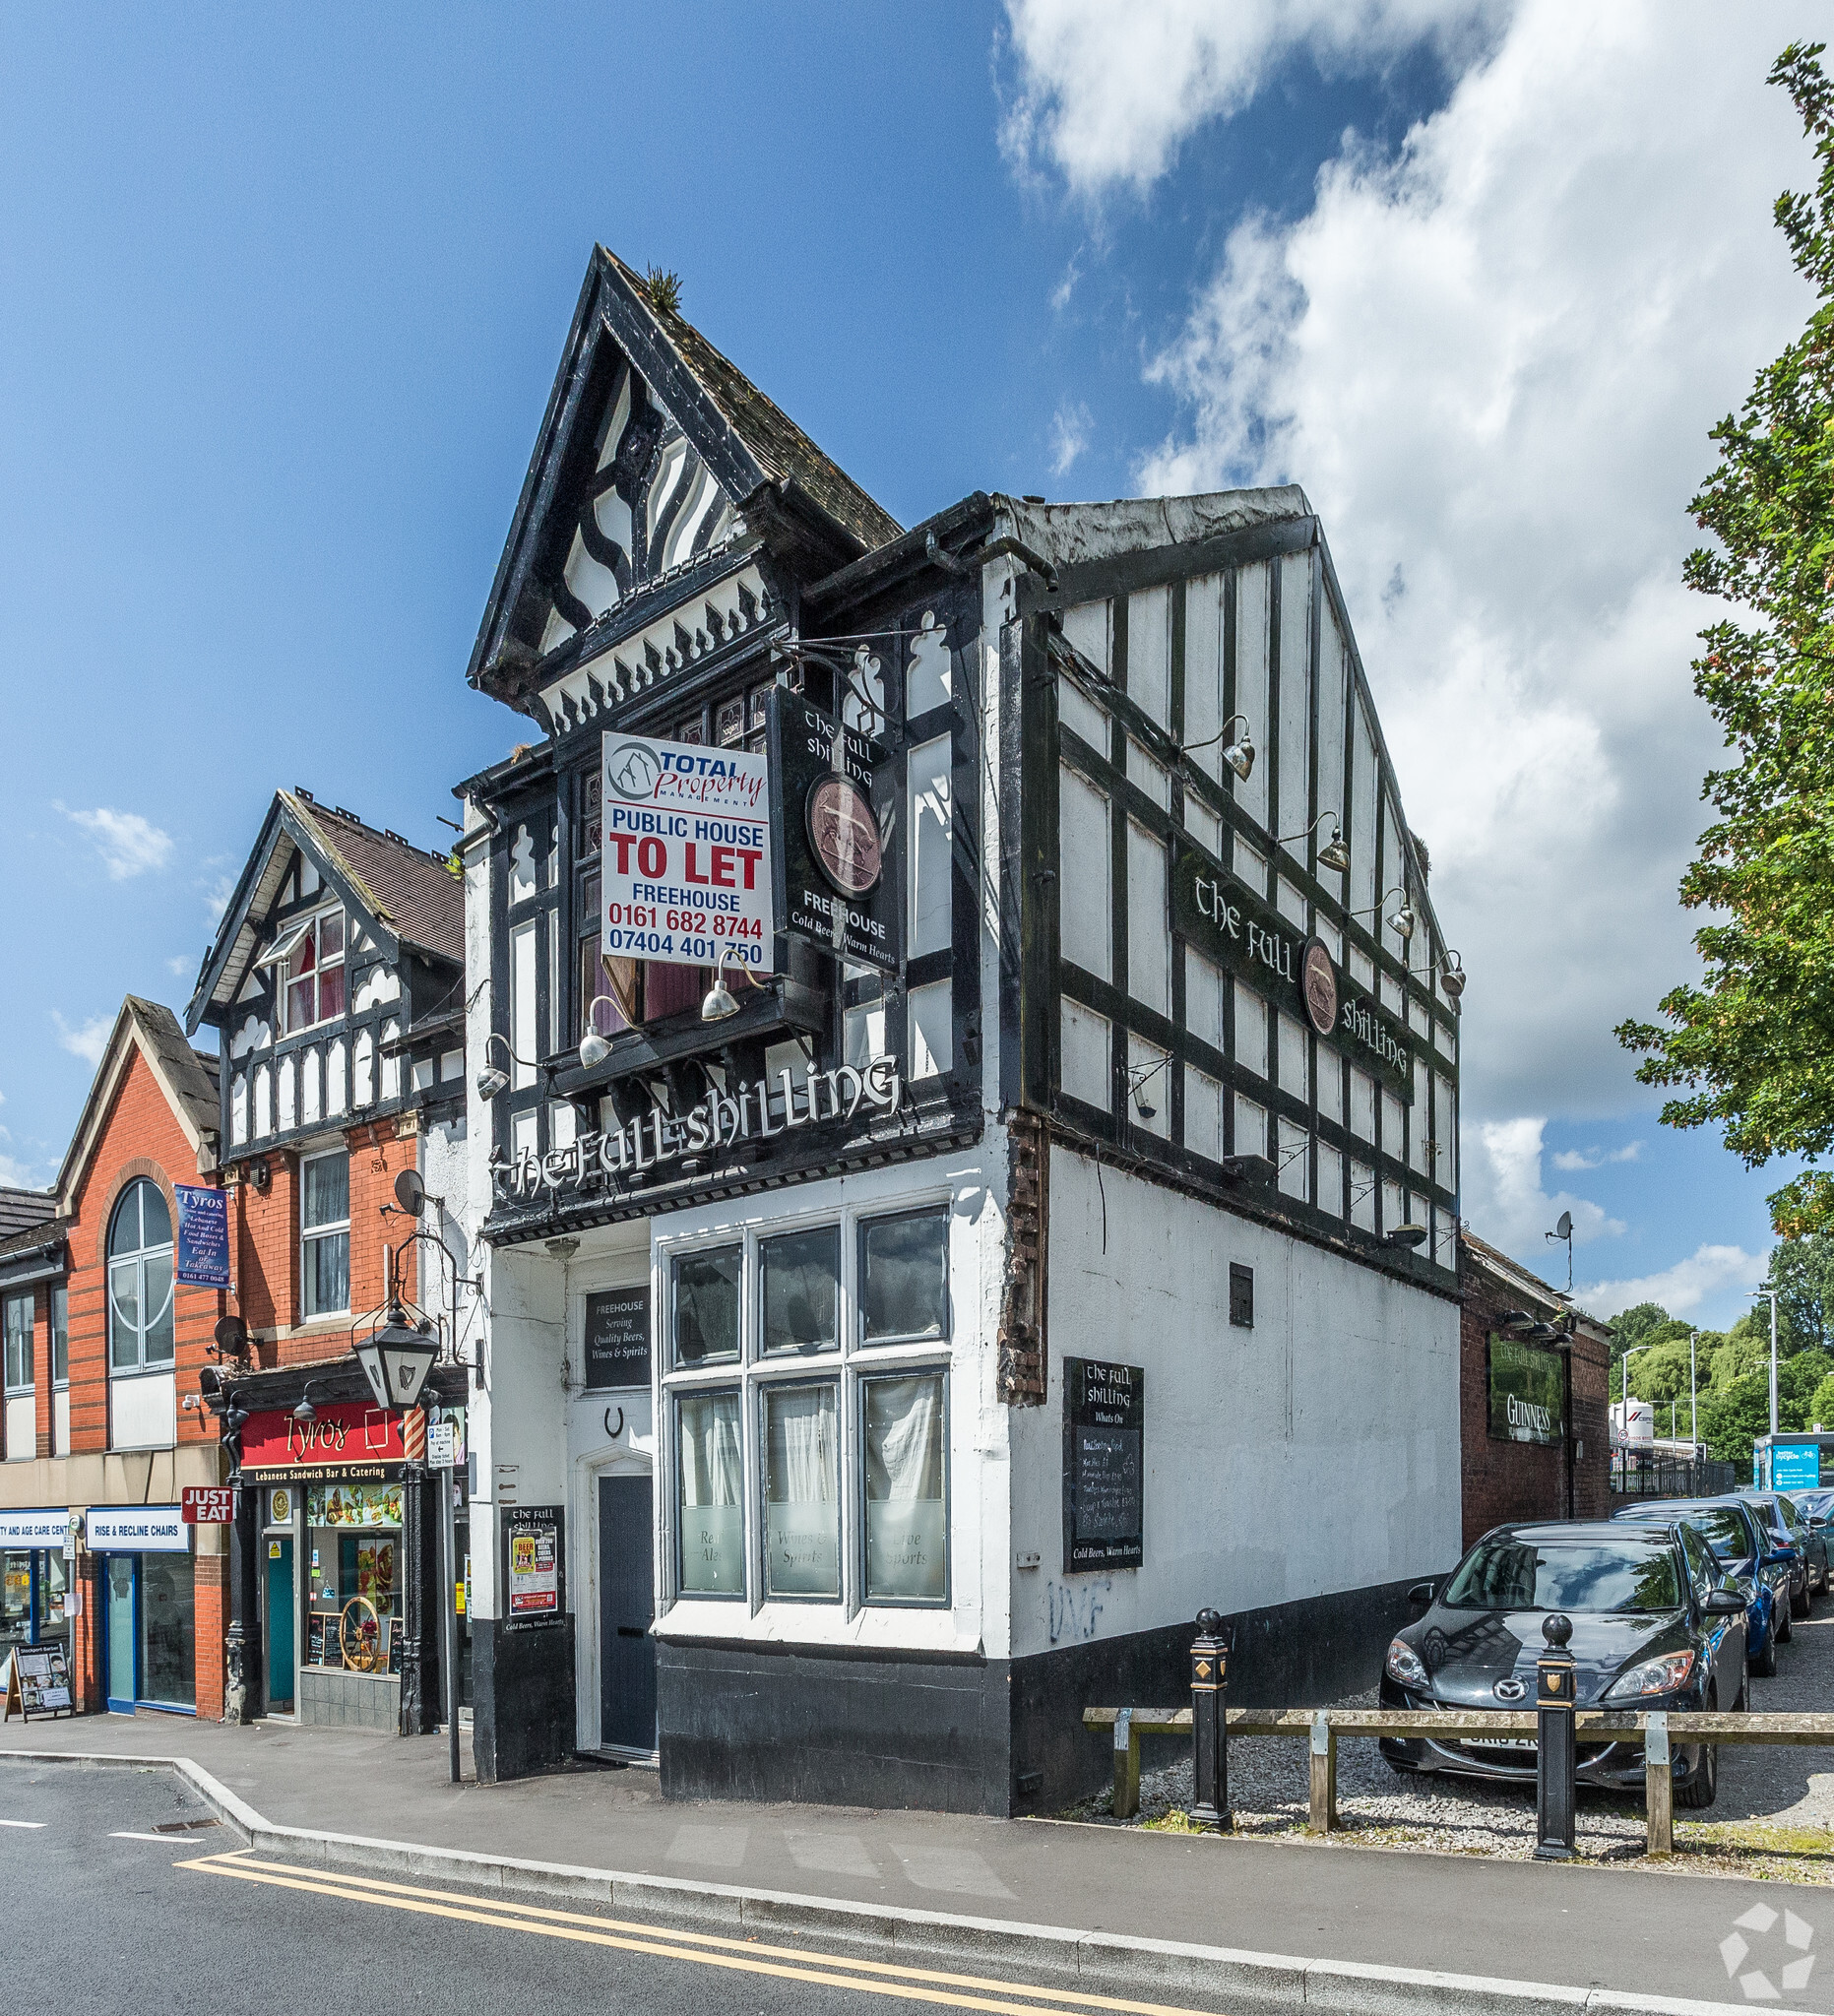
left=453, top=248, right=1466, bottom=1813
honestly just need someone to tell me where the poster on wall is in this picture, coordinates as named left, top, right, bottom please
left=584, top=1287, right=651, bottom=1390
left=768, top=689, right=900, bottom=973
left=173, top=1183, right=230, bottom=1289
left=1486, top=1335, right=1565, bottom=1447
left=502, top=1506, right=564, bottom=1628
left=601, top=729, right=772, bottom=974
left=1062, top=1357, right=1144, bottom=1572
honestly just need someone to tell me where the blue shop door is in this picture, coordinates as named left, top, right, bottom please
left=266, top=1540, right=294, bottom=1711
left=105, top=1556, right=136, bottom=1712
left=599, top=1475, right=657, bottom=1752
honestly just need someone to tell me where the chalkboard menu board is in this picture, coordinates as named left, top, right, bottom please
left=1063, top=1357, right=1144, bottom=1572
left=584, top=1287, right=651, bottom=1389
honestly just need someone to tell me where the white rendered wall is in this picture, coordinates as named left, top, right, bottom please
left=1008, top=1144, right=1459, bottom=1663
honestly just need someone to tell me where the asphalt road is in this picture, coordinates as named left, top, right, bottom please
left=7, top=1765, right=1236, bottom=2016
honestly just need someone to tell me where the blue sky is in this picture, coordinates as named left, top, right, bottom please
left=0, top=3, right=1807, bottom=1330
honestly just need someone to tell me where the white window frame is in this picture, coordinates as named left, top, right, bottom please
left=2, top=1293, right=32, bottom=1397
left=300, top=1149, right=351, bottom=1320
left=50, top=1286, right=67, bottom=1390
left=266, top=906, right=347, bottom=1035
left=657, top=1192, right=954, bottom=1619
left=107, top=1179, right=175, bottom=1375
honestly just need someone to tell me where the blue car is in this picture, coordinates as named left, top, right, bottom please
left=1613, top=1497, right=1782, bottom=1675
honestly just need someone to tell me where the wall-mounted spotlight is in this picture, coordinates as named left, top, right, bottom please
left=1277, top=810, right=1350, bottom=874
left=701, top=944, right=767, bottom=1025
left=1180, top=712, right=1255, bottom=782
left=1349, top=885, right=1415, bottom=941
left=1382, top=1223, right=1429, bottom=1249
left=474, top=1032, right=522, bottom=1102
left=579, top=999, right=623, bottom=1068
left=292, top=1379, right=328, bottom=1427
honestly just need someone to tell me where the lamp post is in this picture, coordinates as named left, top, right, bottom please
left=1689, top=1331, right=1699, bottom=1451
left=1754, top=1285, right=1781, bottom=1443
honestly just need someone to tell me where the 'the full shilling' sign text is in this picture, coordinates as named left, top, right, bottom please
left=1170, top=840, right=1416, bottom=1101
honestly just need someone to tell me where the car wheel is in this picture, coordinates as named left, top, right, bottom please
left=1677, top=1690, right=1720, bottom=1810
left=1793, top=1583, right=1811, bottom=1620
left=1751, top=1627, right=1779, bottom=1679
left=1778, top=1601, right=1795, bottom=1644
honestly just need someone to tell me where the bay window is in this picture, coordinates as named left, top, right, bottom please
left=663, top=1202, right=951, bottom=1611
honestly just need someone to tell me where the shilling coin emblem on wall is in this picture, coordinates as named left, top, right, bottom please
left=1300, top=935, right=1339, bottom=1040
left=805, top=774, right=883, bottom=897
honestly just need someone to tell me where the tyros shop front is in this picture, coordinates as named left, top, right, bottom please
left=236, top=1389, right=468, bottom=1729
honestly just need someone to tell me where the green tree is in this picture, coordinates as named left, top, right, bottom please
left=1810, top=1372, right=1834, bottom=1426
left=1767, top=1234, right=1834, bottom=1348
left=1616, top=46, right=1834, bottom=1236
left=1697, top=1345, right=1834, bottom=1469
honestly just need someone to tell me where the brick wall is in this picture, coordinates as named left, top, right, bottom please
left=62, top=1046, right=229, bottom=1715
left=1460, top=1253, right=1611, bottom=1547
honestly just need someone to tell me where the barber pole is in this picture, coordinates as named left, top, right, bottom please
left=402, top=1409, right=426, bottom=1463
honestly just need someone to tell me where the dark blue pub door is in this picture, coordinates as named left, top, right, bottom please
left=598, top=1474, right=657, bottom=1753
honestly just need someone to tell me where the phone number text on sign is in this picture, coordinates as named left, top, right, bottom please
left=601, top=732, right=773, bottom=970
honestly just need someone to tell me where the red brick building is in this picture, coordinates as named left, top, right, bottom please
left=1460, top=1229, right=1610, bottom=1547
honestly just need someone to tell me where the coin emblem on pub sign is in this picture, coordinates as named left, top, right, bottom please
left=805, top=773, right=883, bottom=897
left=1300, top=936, right=1338, bottom=1039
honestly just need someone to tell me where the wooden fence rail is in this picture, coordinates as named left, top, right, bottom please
left=1082, top=1706, right=1834, bottom=1855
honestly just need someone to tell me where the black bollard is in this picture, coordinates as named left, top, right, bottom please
left=1534, top=1611, right=1577, bottom=1861
left=1189, top=1607, right=1231, bottom=1833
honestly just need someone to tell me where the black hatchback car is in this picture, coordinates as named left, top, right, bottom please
left=1381, top=1519, right=1747, bottom=1807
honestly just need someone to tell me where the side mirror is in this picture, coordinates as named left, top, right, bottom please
left=1704, top=1589, right=1746, bottom=1617
left=1406, top=1580, right=1436, bottom=1611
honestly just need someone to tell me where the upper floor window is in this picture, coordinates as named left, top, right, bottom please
left=301, top=1151, right=350, bottom=1319
left=50, top=1286, right=67, bottom=1388
left=271, top=908, right=346, bottom=1033
left=108, top=1179, right=174, bottom=1373
left=3, top=1295, right=32, bottom=1395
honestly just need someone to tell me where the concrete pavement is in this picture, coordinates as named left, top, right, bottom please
left=3, top=1709, right=1829, bottom=2016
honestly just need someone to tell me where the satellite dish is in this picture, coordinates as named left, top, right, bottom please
left=1554, top=1211, right=1573, bottom=1240
left=213, top=1315, right=247, bottom=1354
left=394, top=1169, right=427, bottom=1219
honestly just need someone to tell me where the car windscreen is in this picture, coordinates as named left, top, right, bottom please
left=1441, top=1538, right=1682, bottom=1613
left=1678, top=1508, right=1754, bottom=1562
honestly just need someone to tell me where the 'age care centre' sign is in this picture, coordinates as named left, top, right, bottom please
left=601, top=731, right=772, bottom=972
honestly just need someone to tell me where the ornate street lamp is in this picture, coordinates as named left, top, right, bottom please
left=351, top=1304, right=439, bottom=1413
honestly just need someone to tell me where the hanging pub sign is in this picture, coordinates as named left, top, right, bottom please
left=584, top=1286, right=651, bottom=1389
left=1170, top=839, right=1415, bottom=1101
left=768, top=689, right=901, bottom=973
left=1062, top=1357, right=1145, bottom=1572
left=173, top=1182, right=230, bottom=1289
left=601, top=729, right=772, bottom=975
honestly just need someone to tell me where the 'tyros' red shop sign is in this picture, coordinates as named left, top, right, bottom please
left=240, top=1403, right=406, bottom=1481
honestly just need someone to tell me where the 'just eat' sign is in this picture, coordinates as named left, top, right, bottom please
left=601, top=732, right=772, bottom=973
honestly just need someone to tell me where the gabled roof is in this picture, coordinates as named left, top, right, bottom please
left=1462, top=1228, right=1611, bottom=1340
left=185, top=789, right=463, bottom=1031
left=56, top=997, right=221, bottom=1211
left=0, top=1186, right=55, bottom=1242
left=467, top=245, right=901, bottom=710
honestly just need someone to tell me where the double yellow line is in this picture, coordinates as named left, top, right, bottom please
left=176, top=1851, right=1220, bottom=2016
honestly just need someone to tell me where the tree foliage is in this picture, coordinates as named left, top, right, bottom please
left=1616, top=45, right=1834, bottom=1236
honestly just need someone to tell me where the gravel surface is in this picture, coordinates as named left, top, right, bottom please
left=1072, top=1592, right=1834, bottom=1873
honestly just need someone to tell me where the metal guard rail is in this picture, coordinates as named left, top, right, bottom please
left=1082, top=1706, right=1834, bottom=1855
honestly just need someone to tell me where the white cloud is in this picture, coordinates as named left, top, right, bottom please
left=202, top=873, right=235, bottom=924
left=1126, top=2, right=1809, bottom=1121
left=1001, top=0, right=1505, bottom=195
left=51, top=1012, right=112, bottom=1066
left=1578, top=1244, right=1770, bottom=1323
left=1050, top=401, right=1093, bottom=474
left=56, top=802, right=173, bottom=880
left=1551, top=1142, right=1644, bottom=1172
left=166, top=954, right=195, bottom=978
left=1462, top=1116, right=1622, bottom=1261
left=0, top=1153, right=43, bottom=1190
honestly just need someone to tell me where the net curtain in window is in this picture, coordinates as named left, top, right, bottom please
left=764, top=1385, right=839, bottom=1597
left=863, top=1374, right=946, bottom=1603
left=677, top=1392, right=742, bottom=1594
